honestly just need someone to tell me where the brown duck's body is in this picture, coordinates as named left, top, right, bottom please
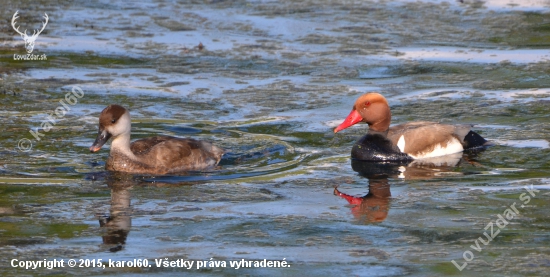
left=90, top=105, right=224, bottom=175
left=106, top=136, right=224, bottom=174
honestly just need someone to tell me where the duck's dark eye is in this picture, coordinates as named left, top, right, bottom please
left=111, top=119, right=116, bottom=123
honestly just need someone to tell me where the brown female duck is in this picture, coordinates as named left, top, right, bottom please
left=90, top=105, right=224, bottom=174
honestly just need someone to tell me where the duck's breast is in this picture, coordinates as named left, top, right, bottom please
left=352, top=132, right=412, bottom=161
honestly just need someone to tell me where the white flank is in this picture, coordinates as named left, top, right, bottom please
left=397, top=135, right=406, bottom=153
left=409, top=137, right=464, bottom=159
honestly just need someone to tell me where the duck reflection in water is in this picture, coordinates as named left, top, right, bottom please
left=94, top=173, right=199, bottom=252
left=335, top=152, right=483, bottom=224
left=98, top=174, right=133, bottom=252
left=334, top=174, right=391, bottom=223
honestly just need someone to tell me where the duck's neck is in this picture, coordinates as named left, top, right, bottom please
left=110, top=133, right=137, bottom=160
left=367, top=104, right=391, bottom=132
left=367, top=129, right=389, bottom=137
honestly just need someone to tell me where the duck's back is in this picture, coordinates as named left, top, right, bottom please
left=130, top=136, right=225, bottom=173
left=130, top=136, right=173, bottom=154
left=386, top=122, right=469, bottom=157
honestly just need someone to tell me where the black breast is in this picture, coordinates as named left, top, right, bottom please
left=351, top=132, right=413, bottom=162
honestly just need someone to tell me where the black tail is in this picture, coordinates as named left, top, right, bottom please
left=463, top=131, right=493, bottom=149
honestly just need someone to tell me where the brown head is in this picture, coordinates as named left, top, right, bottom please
left=90, top=105, right=131, bottom=152
left=334, top=92, right=392, bottom=133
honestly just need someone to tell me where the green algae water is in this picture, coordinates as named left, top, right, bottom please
left=1, top=1, right=550, bottom=276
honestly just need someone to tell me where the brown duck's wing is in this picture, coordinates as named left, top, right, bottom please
left=387, top=122, right=471, bottom=155
left=136, top=137, right=225, bottom=172
left=130, top=136, right=174, bottom=154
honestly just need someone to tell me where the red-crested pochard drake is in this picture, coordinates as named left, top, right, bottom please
left=90, top=105, right=224, bottom=174
left=334, top=92, right=491, bottom=161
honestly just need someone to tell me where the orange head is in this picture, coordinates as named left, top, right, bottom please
left=334, top=92, right=392, bottom=133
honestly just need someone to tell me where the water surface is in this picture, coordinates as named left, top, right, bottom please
left=1, top=0, right=550, bottom=276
